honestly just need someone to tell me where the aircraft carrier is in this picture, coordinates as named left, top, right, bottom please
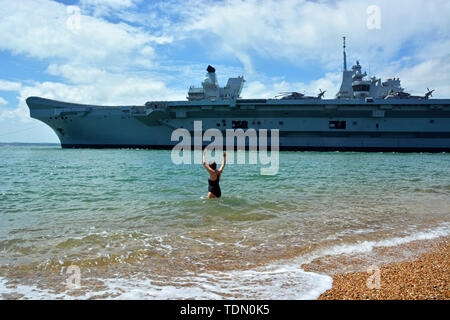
left=27, top=38, right=450, bottom=152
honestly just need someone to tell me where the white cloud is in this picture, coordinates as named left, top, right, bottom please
left=15, top=76, right=184, bottom=117
left=0, top=71, right=185, bottom=125
left=0, top=118, right=59, bottom=143
left=0, top=0, right=182, bottom=126
left=396, top=55, right=450, bottom=98
left=45, top=64, right=107, bottom=84
left=0, top=97, right=8, bottom=106
left=0, top=80, right=22, bottom=91
left=374, top=39, right=450, bottom=97
left=179, top=0, right=449, bottom=97
left=159, top=0, right=450, bottom=74
left=0, top=0, right=165, bottom=67
left=80, top=0, right=142, bottom=17
left=243, top=72, right=341, bottom=99
left=0, top=0, right=449, bottom=143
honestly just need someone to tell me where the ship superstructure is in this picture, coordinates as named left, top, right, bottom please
left=187, top=65, right=245, bottom=101
left=27, top=38, right=450, bottom=152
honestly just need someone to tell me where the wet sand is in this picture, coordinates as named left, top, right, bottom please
left=304, top=237, right=449, bottom=300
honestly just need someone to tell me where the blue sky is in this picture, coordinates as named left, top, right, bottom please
left=0, top=0, right=449, bottom=142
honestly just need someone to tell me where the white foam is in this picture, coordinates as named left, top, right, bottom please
left=0, top=263, right=333, bottom=300
left=318, top=223, right=449, bottom=258
left=1, top=223, right=448, bottom=300
left=0, top=278, right=64, bottom=300
left=88, top=264, right=333, bottom=300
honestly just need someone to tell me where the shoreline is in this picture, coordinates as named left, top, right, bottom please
left=304, top=236, right=449, bottom=300
left=0, top=235, right=448, bottom=300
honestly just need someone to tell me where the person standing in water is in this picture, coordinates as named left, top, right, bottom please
left=203, top=148, right=226, bottom=199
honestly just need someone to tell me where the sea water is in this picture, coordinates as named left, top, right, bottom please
left=0, top=145, right=449, bottom=299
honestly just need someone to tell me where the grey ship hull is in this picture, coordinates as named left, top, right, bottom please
left=26, top=96, right=450, bottom=152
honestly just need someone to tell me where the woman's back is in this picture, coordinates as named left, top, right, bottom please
left=208, top=170, right=221, bottom=198
left=203, top=149, right=226, bottom=199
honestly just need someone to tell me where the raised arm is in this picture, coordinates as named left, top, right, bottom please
left=218, top=151, right=226, bottom=173
left=203, top=148, right=215, bottom=174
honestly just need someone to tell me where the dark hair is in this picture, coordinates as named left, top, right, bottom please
left=209, top=161, right=217, bottom=170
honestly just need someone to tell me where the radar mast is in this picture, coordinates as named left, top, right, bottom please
left=343, top=36, right=347, bottom=71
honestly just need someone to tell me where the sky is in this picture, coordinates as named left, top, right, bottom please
left=0, top=0, right=449, bottom=143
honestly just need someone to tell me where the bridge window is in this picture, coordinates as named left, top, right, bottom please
left=352, top=84, right=370, bottom=91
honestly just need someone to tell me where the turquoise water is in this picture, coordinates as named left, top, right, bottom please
left=0, top=145, right=449, bottom=299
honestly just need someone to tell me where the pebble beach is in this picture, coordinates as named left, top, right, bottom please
left=313, top=237, right=449, bottom=300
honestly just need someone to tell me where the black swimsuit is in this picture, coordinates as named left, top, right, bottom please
left=208, top=171, right=221, bottom=198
